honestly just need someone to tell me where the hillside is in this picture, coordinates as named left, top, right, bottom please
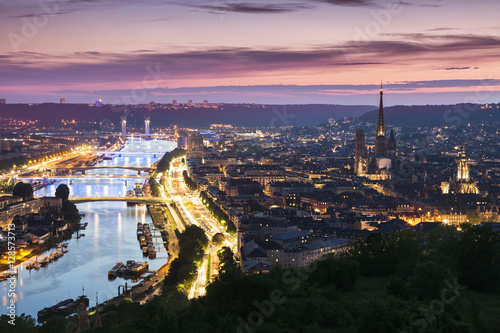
left=359, top=103, right=500, bottom=127
left=0, top=104, right=375, bottom=128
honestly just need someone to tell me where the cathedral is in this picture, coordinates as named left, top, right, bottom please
left=441, top=142, right=480, bottom=195
left=354, top=84, right=396, bottom=180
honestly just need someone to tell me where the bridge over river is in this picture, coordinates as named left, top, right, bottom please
left=56, top=166, right=154, bottom=175
left=69, top=197, right=172, bottom=204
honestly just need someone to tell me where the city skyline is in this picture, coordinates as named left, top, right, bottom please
left=1, top=2, right=500, bottom=331
left=1, top=0, right=500, bottom=105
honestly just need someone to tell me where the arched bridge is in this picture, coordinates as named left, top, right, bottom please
left=69, top=197, right=172, bottom=204
left=56, top=166, right=154, bottom=175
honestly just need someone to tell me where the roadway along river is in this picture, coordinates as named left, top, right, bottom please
left=0, top=138, right=176, bottom=319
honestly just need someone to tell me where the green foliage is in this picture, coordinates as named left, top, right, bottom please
left=354, top=230, right=423, bottom=277
left=9, top=223, right=500, bottom=333
left=0, top=181, right=14, bottom=193
left=310, top=255, right=359, bottom=292
left=164, top=225, right=208, bottom=287
left=156, top=148, right=186, bottom=174
left=182, top=171, right=197, bottom=191
left=466, top=212, right=482, bottom=224
left=12, top=182, right=33, bottom=200
left=38, top=315, right=67, bottom=333
left=355, top=224, right=500, bottom=295
left=199, top=190, right=236, bottom=234
left=487, top=214, right=499, bottom=222
left=406, top=261, right=456, bottom=300
left=0, top=314, right=37, bottom=333
left=217, top=246, right=238, bottom=274
left=456, top=224, right=500, bottom=292
left=387, top=275, right=407, bottom=299
left=466, top=212, right=499, bottom=224
left=211, top=233, right=225, bottom=245
left=62, top=200, right=81, bottom=224
left=0, top=155, right=26, bottom=173
left=54, top=184, right=70, bottom=200
left=148, top=178, right=161, bottom=197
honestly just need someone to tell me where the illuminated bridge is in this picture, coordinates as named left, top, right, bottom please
left=93, top=151, right=166, bottom=155
left=56, top=166, right=154, bottom=175
left=69, top=197, right=172, bottom=204
left=18, top=175, right=147, bottom=181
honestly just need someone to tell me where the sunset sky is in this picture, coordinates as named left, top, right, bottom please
left=1, top=0, right=499, bottom=105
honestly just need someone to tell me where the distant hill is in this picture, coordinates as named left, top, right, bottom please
left=0, top=103, right=375, bottom=128
left=5, top=103, right=497, bottom=128
left=359, top=103, right=500, bottom=127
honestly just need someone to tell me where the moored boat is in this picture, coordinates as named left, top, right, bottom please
left=121, top=260, right=148, bottom=275
left=137, top=230, right=144, bottom=239
left=40, top=257, right=50, bottom=266
left=108, top=262, right=124, bottom=279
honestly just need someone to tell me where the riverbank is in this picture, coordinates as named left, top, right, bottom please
left=95, top=204, right=180, bottom=309
left=0, top=226, right=76, bottom=273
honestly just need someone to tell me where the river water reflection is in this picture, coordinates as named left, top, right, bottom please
left=0, top=138, right=175, bottom=318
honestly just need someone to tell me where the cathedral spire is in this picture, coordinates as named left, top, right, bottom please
left=377, top=83, right=385, bottom=137
left=375, top=82, right=387, bottom=157
left=387, top=128, right=397, bottom=158
left=457, top=140, right=469, bottom=181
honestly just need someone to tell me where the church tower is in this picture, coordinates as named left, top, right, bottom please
left=354, top=129, right=367, bottom=176
left=375, top=83, right=387, bottom=158
left=456, top=141, right=470, bottom=181
left=387, top=128, right=397, bottom=158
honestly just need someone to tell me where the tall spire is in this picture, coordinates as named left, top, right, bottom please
left=377, top=82, right=385, bottom=137
left=354, top=129, right=367, bottom=176
left=375, top=82, right=387, bottom=158
left=387, top=128, right=397, bottom=158
left=457, top=139, right=469, bottom=181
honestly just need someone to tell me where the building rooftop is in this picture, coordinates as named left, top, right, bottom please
left=302, top=237, right=352, bottom=251
left=271, top=230, right=311, bottom=241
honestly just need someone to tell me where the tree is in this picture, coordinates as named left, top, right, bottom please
left=55, top=184, right=70, bottom=201
left=212, top=233, right=225, bottom=245
left=456, top=224, right=500, bottom=291
left=310, top=255, right=359, bottom=292
left=0, top=155, right=27, bottom=173
left=62, top=200, right=81, bottom=224
left=466, top=212, right=482, bottom=224
left=487, top=214, right=499, bottom=222
left=39, top=315, right=68, bottom=333
left=0, top=314, right=37, bottom=332
left=156, top=148, right=186, bottom=173
left=405, top=261, right=456, bottom=300
left=148, top=178, right=161, bottom=197
left=217, top=247, right=238, bottom=274
left=13, top=182, right=33, bottom=200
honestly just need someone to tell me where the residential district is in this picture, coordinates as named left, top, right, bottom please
left=1, top=88, right=499, bottom=280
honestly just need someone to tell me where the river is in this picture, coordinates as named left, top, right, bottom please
left=0, top=138, right=176, bottom=318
